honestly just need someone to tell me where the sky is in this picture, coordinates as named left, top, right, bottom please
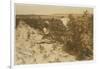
left=15, top=3, right=93, bottom=15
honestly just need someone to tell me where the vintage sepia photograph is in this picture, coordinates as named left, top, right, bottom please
left=15, top=3, right=93, bottom=65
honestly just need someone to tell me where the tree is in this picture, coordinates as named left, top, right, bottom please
left=64, top=11, right=93, bottom=60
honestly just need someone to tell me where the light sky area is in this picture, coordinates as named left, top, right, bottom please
left=15, top=3, right=93, bottom=15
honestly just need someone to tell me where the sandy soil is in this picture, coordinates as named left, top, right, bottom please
left=15, top=22, right=76, bottom=65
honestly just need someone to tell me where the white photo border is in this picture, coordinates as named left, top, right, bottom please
left=10, top=0, right=96, bottom=69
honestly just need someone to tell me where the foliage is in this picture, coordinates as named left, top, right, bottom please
left=64, top=10, right=93, bottom=60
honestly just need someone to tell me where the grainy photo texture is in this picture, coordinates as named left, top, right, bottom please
left=15, top=4, right=93, bottom=65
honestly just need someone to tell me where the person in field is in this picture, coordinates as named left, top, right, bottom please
left=60, top=16, right=70, bottom=28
